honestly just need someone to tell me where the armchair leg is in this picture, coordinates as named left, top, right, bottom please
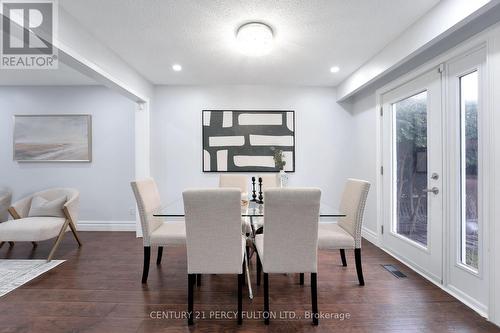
left=142, top=246, right=151, bottom=284
left=238, top=270, right=243, bottom=325
left=47, top=219, right=71, bottom=262
left=188, top=274, right=195, bottom=325
left=256, top=253, right=262, bottom=286
left=311, top=273, right=318, bottom=325
left=264, top=273, right=269, bottom=325
left=299, top=273, right=304, bottom=285
left=156, top=246, right=163, bottom=265
left=340, top=249, right=347, bottom=267
left=355, top=248, right=365, bottom=286
left=68, top=221, right=82, bottom=247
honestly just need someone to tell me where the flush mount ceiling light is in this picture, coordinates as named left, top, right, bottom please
left=236, top=22, right=274, bottom=56
left=330, top=66, right=340, bottom=73
left=172, top=64, right=182, bottom=72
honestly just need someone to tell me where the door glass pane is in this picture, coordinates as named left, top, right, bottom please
left=393, top=91, right=428, bottom=246
left=460, top=71, right=479, bottom=270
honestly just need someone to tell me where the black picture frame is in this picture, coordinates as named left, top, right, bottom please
left=202, top=110, right=296, bottom=173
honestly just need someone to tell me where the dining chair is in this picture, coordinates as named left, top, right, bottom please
left=255, top=188, right=321, bottom=325
left=183, top=188, right=246, bottom=325
left=317, top=178, right=370, bottom=286
left=258, top=173, right=280, bottom=191
left=219, top=174, right=251, bottom=234
left=219, top=174, right=249, bottom=199
left=131, top=178, right=186, bottom=284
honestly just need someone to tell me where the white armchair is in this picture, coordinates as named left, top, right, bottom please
left=183, top=188, right=246, bottom=325
left=318, top=178, right=370, bottom=286
left=131, top=178, right=186, bottom=284
left=0, top=188, right=12, bottom=248
left=0, top=188, right=81, bottom=261
left=255, top=188, right=321, bottom=325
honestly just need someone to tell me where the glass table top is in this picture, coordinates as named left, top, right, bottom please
left=152, top=199, right=345, bottom=218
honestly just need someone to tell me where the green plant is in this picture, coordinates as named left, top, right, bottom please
left=272, top=148, right=286, bottom=171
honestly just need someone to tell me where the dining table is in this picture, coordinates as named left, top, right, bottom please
left=153, top=198, right=346, bottom=300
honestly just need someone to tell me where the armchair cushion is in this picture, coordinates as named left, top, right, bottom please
left=28, top=195, right=66, bottom=218
left=0, top=217, right=67, bottom=242
left=317, top=223, right=355, bottom=249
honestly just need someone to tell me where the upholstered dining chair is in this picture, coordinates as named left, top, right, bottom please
left=0, top=188, right=81, bottom=261
left=317, top=178, right=370, bottom=286
left=0, top=188, right=13, bottom=248
left=258, top=173, right=280, bottom=191
left=183, top=188, right=246, bottom=325
left=131, top=178, right=186, bottom=284
left=255, top=188, right=321, bottom=325
left=219, top=174, right=251, bottom=235
left=219, top=174, right=248, bottom=200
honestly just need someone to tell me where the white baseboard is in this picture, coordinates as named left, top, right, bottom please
left=361, top=226, right=379, bottom=245
left=77, top=220, right=136, bottom=232
left=379, top=245, right=488, bottom=318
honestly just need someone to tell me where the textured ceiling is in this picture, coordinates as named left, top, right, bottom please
left=8, top=0, right=441, bottom=86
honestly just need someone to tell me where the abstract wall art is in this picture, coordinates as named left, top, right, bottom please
left=13, top=114, right=92, bottom=162
left=202, top=110, right=295, bottom=172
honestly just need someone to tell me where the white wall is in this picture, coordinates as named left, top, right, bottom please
left=350, top=91, right=378, bottom=235
left=0, top=86, right=136, bottom=223
left=151, top=85, right=354, bottom=207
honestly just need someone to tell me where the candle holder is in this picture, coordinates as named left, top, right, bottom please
left=257, top=177, right=264, bottom=204
left=251, top=177, right=257, bottom=202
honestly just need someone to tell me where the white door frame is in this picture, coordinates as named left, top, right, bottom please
left=375, top=26, right=498, bottom=320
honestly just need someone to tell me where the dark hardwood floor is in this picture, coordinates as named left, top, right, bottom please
left=0, top=232, right=498, bottom=333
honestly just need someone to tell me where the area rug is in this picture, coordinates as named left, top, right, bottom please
left=0, top=259, right=64, bottom=297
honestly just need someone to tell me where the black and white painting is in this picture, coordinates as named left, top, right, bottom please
left=13, top=115, right=92, bottom=162
left=202, top=110, right=295, bottom=172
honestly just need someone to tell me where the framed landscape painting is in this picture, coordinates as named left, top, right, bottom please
left=202, top=110, right=295, bottom=172
left=13, top=115, right=92, bottom=162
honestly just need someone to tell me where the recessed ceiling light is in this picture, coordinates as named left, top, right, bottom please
left=236, top=22, right=274, bottom=56
left=172, top=64, right=182, bottom=72
left=330, top=66, right=340, bottom=73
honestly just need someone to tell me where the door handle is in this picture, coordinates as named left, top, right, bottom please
left=423, top=187, right=439, bottom=195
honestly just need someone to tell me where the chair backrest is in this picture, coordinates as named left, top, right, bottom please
left=263, top=188, right=321, bottom=273
left=337, top=178, right=371, bottom=248
left=9, top=188, right=79, bottom=221
left=131, top=178, right=163, bottom=245
left=183, top=188, right=243, bottom=274
left=219, top=174, right=248, bottom=198
left=0, top=188, right=12, bottom=222
left=259, top=173, right=280, bottom=191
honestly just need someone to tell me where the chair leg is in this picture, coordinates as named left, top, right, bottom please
left=188, top=274, right=195, bottom=325
left=264, top=273, right=269, bottom=325
left=256, top=253, right=262, bottom=286
left=238, top=271, right=243, bottom=325
left=68, top=221, right=82, bottom=247
left=31, top=241, right=38, bottom=248
left=299, top=273, right=304, bottom=285
left=142, top=246, right=151, bottom=284
left=196, top=274, right=201, bottom=287
left=311, top=272, right=318, bottom=325
left=340, top=249, right=347, bottom=267
left=47, top=219, right=71, bottom=262
left=156, top=246, right=163, bottom=265
left=355, top=248, right=365, bottom=286
left=9, top=241, right=15, bottom=247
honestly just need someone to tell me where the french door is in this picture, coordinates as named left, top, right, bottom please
left=381, top=69, right=443, bottom=283
left=445, top=48, right=487, bottom=312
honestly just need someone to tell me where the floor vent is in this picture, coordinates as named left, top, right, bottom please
left=381, top=264, right=407, bottom=278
